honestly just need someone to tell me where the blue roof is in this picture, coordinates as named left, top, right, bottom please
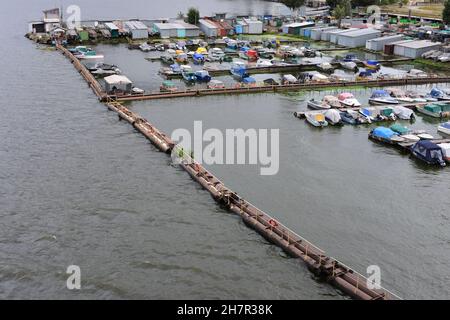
left=372, top=127, right=398, bottom=139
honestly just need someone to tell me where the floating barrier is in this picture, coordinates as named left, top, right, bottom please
left=56, top=42, right=403, bottom=300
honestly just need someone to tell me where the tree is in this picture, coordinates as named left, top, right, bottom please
left=444, top=0, right=450, bottom=25
left=187, top=7, right=200, bottom=25
left=280, top=0, right=305, bottom=16
left=333, top=4, right=346, bottom=28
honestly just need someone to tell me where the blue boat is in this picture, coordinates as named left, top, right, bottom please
left=170, top=63, right=182, bottom=74
left=230, top=62, right=248, bottom=79
left=242, top=76, right=256, bottom=85
left=340, top=111, right=357, bottom=125
left=428, top=87, right=450, bottom=101
left=411, top=140, right=446, bottom=167
left=369, top=127, right=400, bottom=144
left=193, top=53, right=205, bottom=65
left=181, top=66, right=196, bottom=83
left=363, top=60, right=381, bottom=70
left=194, top=70, right=211, bottom=83
left=343, top=54, right=359, bottom=62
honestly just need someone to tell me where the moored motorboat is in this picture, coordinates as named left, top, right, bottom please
left=369, top=127, right=404, bottom=144
left=181, top=65, right=196, bottom=83
left=324, top=109, right=342, bottom=125
left=416, top=104, right=446, bottom=118
left=305, top=112, right=328, bottom=127
left=207, top=80, right=225, bottom=89
left=438, top=122, right=450, bottom=136
left=194, top=70, right=212, bottom=83
left=230, top=61, right=248, bottom=79
left=307, top=99, right=331, bottom=110
left=363, top=60, right=380, bottom=70
left=388, top=88, right=414, bottom=103
left=160, top=80, right=178, bottom=92
left=393, top=105, right=415, bottom=120
left=411, top=140, right=446, bottom=167
left=337, top=92, right=361, bottom=107
left=369, top=90, right=399, bottom=105
left=427, top=87, right=450, bottom=101
left=438, top=143, right=450, bottom=162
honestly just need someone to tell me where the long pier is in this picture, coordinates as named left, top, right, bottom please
left=112, top=76, right=450, bottom=102
left=55, top=43, right=402, bottom=300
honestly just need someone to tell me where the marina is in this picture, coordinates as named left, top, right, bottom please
left=6, top=0, right=450, bottom=301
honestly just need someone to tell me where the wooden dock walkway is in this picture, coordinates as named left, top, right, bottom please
left=113, top=76, right=450, bottom=102
left=55, top=43, right=403, bottom=300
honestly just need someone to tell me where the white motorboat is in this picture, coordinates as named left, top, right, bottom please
left=438, top=122, right=450, bottom=136
left=337, top=92, right=361, bottom=107
left=369, top=90, right=399, bottom=105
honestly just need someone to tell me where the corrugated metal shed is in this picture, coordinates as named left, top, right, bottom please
left=243, top=18, right=263, bottom=34
left=199, top=19, right=218, bottom=37
left=394, top=40, right=442, bottom=58
left=335, top=28, right=381, bottom=48
left=125, top=21, right=149, bottom=39
left=365, top=34, right=404, bottom=51
left=327, top=28, right=359, bottom=44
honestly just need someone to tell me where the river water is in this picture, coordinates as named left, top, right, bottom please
left=1, top=0, right=450, bottom=300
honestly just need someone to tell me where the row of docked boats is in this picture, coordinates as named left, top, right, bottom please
left=369, top=125, right=450, bottom=167
left=303, top=105, right=404, bottom=128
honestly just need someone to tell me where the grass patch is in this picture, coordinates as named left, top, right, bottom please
left=415, top=58, right=450, bottom=70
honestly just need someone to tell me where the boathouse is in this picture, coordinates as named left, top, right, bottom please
left=105, top=22, right=119, bottom=38
left=124, top=21, right=149, bottom=39
left=199, top=19, right=219, bottom=37
left=335, top=28, right=381, bottom=48
left=365, top=34, right=404, bottom=52
left=104, top=75, right=133, bottom=94
left=393, top=40, right=442, bottom=58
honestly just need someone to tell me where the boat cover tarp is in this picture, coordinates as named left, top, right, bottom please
left=425, top=104, right=442, bottom=113
left=324, top=109, right=341, bottom=123
left=243, top=77, right=256, bottom=83
left=430, top=88, right=444, bottom=98
left=413, top=140, right=445, bottom=162
left=439, top=143, right=450, bottom=157
left=372, top=90, right=389, bottom=97
left=193, top=53, right=204, bottom=60
left=390, top=124, right=409, bottom=134
left=394, top=106, right=414, bottom=119
left=441, top=122, right=450, bottom=129
left=372, top=127, right=398, bottom=139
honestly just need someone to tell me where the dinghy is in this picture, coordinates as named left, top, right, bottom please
left=305, top=112, right=328, bottom=127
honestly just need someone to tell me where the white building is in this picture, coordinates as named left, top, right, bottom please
left=394, top=40, right=442, bottom=58
left=310, top=26, right=336, bottom=41
left=335, top=28, right=381, bottom=48
left=327, top=28, right=358, bottom=44
left=365, top=34, right=404, bottom=52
